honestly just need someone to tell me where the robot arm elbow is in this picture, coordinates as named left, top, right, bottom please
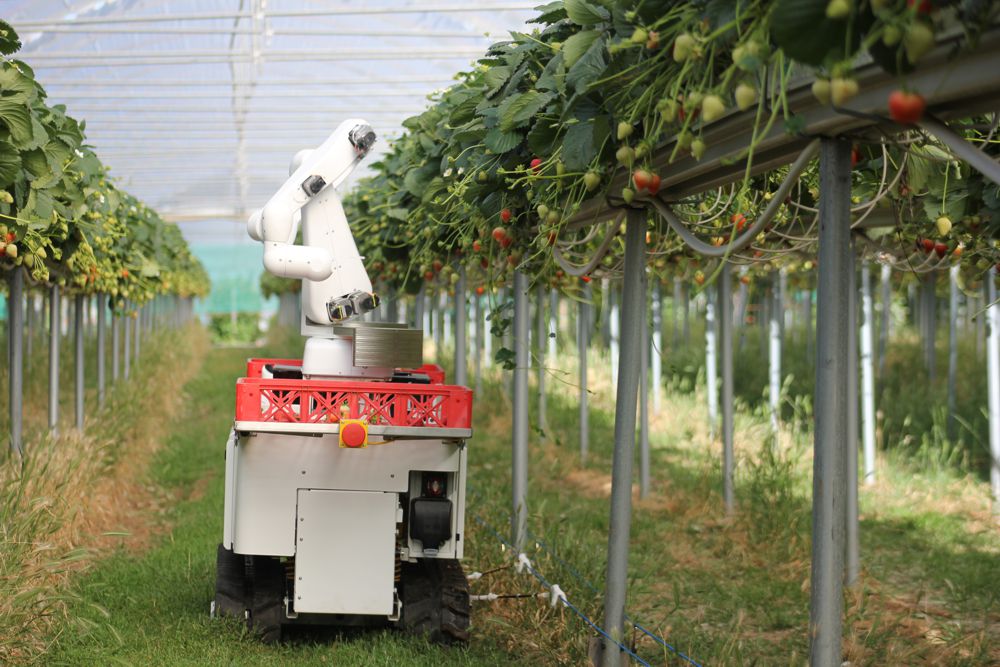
left=263, top=242, right=334, bottom=282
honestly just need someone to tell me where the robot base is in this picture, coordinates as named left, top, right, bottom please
left=302, top=336, right=392, bottom=379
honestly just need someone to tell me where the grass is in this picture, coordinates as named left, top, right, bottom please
left=16, top=317, right=1000, bottom=665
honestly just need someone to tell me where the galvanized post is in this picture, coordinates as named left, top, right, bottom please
left=111, top=309, right=120, bottom=382
left=860, top=262, right=876, bottom=485
left=705, top=283, right=718, bottom=441
left=600, top=277, right=611, bottom=347
left=484, top=294, right=493, bottom=368
left=443, top=291, right=452, bottom=350
left=651, top=282, right=663, bottom=413
left=536, top=283, right=547, bottom=431
left=719, top=264, right=735, bottom=513
left=602, top=209, right=646, bottom=667
left=639, top=293, right=650, bottom=500
left=947, top=265, right=959, bottom=440
left=879, top=264, right=891, bottom=375
left=8, top=270, right=24, bottom=455
left=609, top=287, right=620, bottom=381
left=579, top=286, right=591, bottom=463
left=74, top=294, right=85, bottom=432
left=134, top=304, right=142, bottom=363
left=682, top=283, right=690, bottom=344
left=432, top=292, right=442, bottom=360
left=922, top=276, right=936, bottom=381
left=454, top=267, right=468, bottom=387
left=473, top=295, right=483, bottom=395
left=846, top=252, right=859, bottom=588
left=810, top=138, right=851, bottom=667
left=769, top=274, right=783, bottom=434
left=511, top=271, right=529, bottom=552
left=123, top=302, right=131, bottom=380
left=97, top=294, right=106, bottom=406
left=805, top=286, right=814, bottom=360
left=672, top=276, right=681, bottom=347
left=987, top=269, right=1000, bottom=515
left=26, top=290, right=34, bottom=359
left=48, top=285, right=60, bottom=433
left=978, top=282, right=986, bottom=359
left=548, top=288, right=558, bottom=362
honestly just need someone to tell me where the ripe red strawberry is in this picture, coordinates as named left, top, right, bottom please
left=647, top=173, right=661, bottom=195
left=472, top=240, right=482, bottom=252
left=581, top=275, right=591, bottom=283
left=907, top=0, right=932, bottom=13
left=632, top=169, right=651, bottom=191
left=934, top=242, right=947, bottom=257
left=500, top=208, right=512, bottom=224
left=500, top=236, right=513, bottom=249
left=731, top=213, right=747, bottom=231
left=5, top=232, right=13, bottom=243
left=432, top=259, right=443, bottom=273
left=492, top=226, right=507, bottom=242
left=424, top=270, right=435, bottom=281
left=888, top=90, right=926, bottom=124
left=475, top=286, right=485, bottom=296
left=530, top=157, right=543, bottom=173
left=851, top=146, right=861, bottom=167
left=547, top=231, right=557, bottom=246
left=921, top=238, right=935, bottom=253
left=480, top=257, right=489, bottom=269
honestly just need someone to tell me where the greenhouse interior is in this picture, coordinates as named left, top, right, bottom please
left=0, top=1, right=999, bottom=665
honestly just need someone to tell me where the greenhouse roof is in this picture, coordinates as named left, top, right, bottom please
left=5, top=1, right=538, bottom=225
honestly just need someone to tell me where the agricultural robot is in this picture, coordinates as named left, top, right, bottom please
left=212, top=120, right=473, bottom=644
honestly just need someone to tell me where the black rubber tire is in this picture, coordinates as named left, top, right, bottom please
left=246, top=555, right=286, bottom=643
left=214, top=544, right=248, bottom=620
left=399, top=559, right=470, bottom=645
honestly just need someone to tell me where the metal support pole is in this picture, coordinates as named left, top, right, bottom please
left=879, top=264, right=891, bottom=375
left=705, top=284, right=718, bottom=441
left=805, top=286, right=814, bottom=360
left=846, top=252, right=860, bottom=588
left=609, top=287, right=620, bottom=381
left=548, top=289, right=558, bottom=361
left=473, top=295, right=483, bottom=395
left=8, top=270, right=24, bottom=455
left=579, top=287, right=591, bottom=463
left=602, top=209, right=646, bottom=667
left=48, top=285, right=60, bottom=433
left=651, top=282, right=662, bottom=413
left=443, top=292, right=452, bottom=349
left=978, top=283, right=987, bottom=359
left=672, top=277, right=681, bottom=347
left=111, top=310, right=120, bottom=382
left=97, top=294, right=107, bottom=406
left=74, top=294, right=85, bottom=431
left=124, top=303, right=132, bottom=380
left=454, top=267, right=468, bottom=388
left=720, top=264, right=735, bottom=513
left=134, top=304, right=142, bottom=363
left=769, top=275, right=783, bottom=434
left=860, top=262, right=876, bottom=485
left=536, top=283, right=547, bottom=431
left=484, top=295, right=492, bottom=368
left=511, top=271, right=529, bottom=552
left=987, top=270, right=1000, bottom=515
left=26, top=291, right=34, bottom=359
left=682, top=283, right=690, bottom=344
left=810, top=138, right=851, bottom=667
left=947, top=265, right=959, bottom=440
left=432, top=292, right=442, bottom=360
left=639, top=293, right=650, bottom=499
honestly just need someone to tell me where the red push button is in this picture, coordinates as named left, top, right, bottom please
left=340, top=421, right=367, bottom=448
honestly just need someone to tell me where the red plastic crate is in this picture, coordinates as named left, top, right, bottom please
left=236, top=359, right=472, bottom=430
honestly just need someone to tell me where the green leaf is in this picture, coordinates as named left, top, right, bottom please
left=530, top=1, right=568, bottom=24
left=566, top=36, right=607, bottom=93
left=770, top=0, right=847, bottom=66
left=0, top=98, right=33, bottom=147
left=0, top=22, right=21, bottom=56
left=536, top=52, right=566, bottom=95
left=0, top=140, right=19, bottom=188
left=483, top=65, right=512, bottom=97
left=498, top=91, right=555, bottom=132
left=527, top=121, right=561, bottom=156
left=484, top=128, right=523, bottom=154
left=21, top=148, right=48, bottom=178
left=564, top=0, right=609, bottom=25
left=562, top=114, right=610, bottom=172
left=562, top=30, right=599, bottom=68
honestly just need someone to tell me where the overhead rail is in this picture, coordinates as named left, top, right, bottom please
left=18, top=26, right=497, bottom=38
left=38, top=76, right=456, bottom=87
left=12, top=4, right=539, bottom=28
left=567, top=26, right=1000, bottom=227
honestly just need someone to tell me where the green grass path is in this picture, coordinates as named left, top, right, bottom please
left=48, top=346, right=518, bottom=666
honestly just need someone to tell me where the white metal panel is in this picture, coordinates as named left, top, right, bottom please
left=294, top=489, right=398, bottom=615
left=222, top=429, right=238, bottom=549
left=231, top=432, right=460, bottom=556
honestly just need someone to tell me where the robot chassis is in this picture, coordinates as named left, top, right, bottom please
left=212, top=120, right=473, bottom=644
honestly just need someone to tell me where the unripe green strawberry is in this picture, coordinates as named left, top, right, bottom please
left=883, top=24, right=902, bottom=46
left=701, top=94, right=726, bottom=122
left=630, top=28, right=647, bottom=45
left=673, top=33, right=697, bottom=62
left=617, top=121, right=634, bottom=140
left=935, top=216, right=952, bottom=236
left=657, top=98, right=678, bottom=122
left=5, top=243, right=16, bottom=258
left=583, top=171, right=601, bottom=191
left=812, top=79, right=832, bottom=105
left=830, top=77, right=859, bottom=106
left=734, top=83, right=757, bottom=111
left=691, top=138, right=706, bottom=160
left=537, top=204, right=549, bottom=219
left=826, top=0, right=851, bottom=19
left=615, top=146, right=636, bottom=166
left=546, top=211, right=560, bottom=225
left=0, top=191, right=11, bottom=204
left=621, top=187, right=635, bottom=204
left=904, top=22, right=934, bottom=64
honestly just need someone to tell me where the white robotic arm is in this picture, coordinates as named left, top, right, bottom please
left=249, top=119, right=379, bottom=323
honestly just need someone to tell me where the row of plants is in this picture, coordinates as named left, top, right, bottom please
left=303, top=0, right=1000, bottom=307
left=0, top=21, right=209, bottom=311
